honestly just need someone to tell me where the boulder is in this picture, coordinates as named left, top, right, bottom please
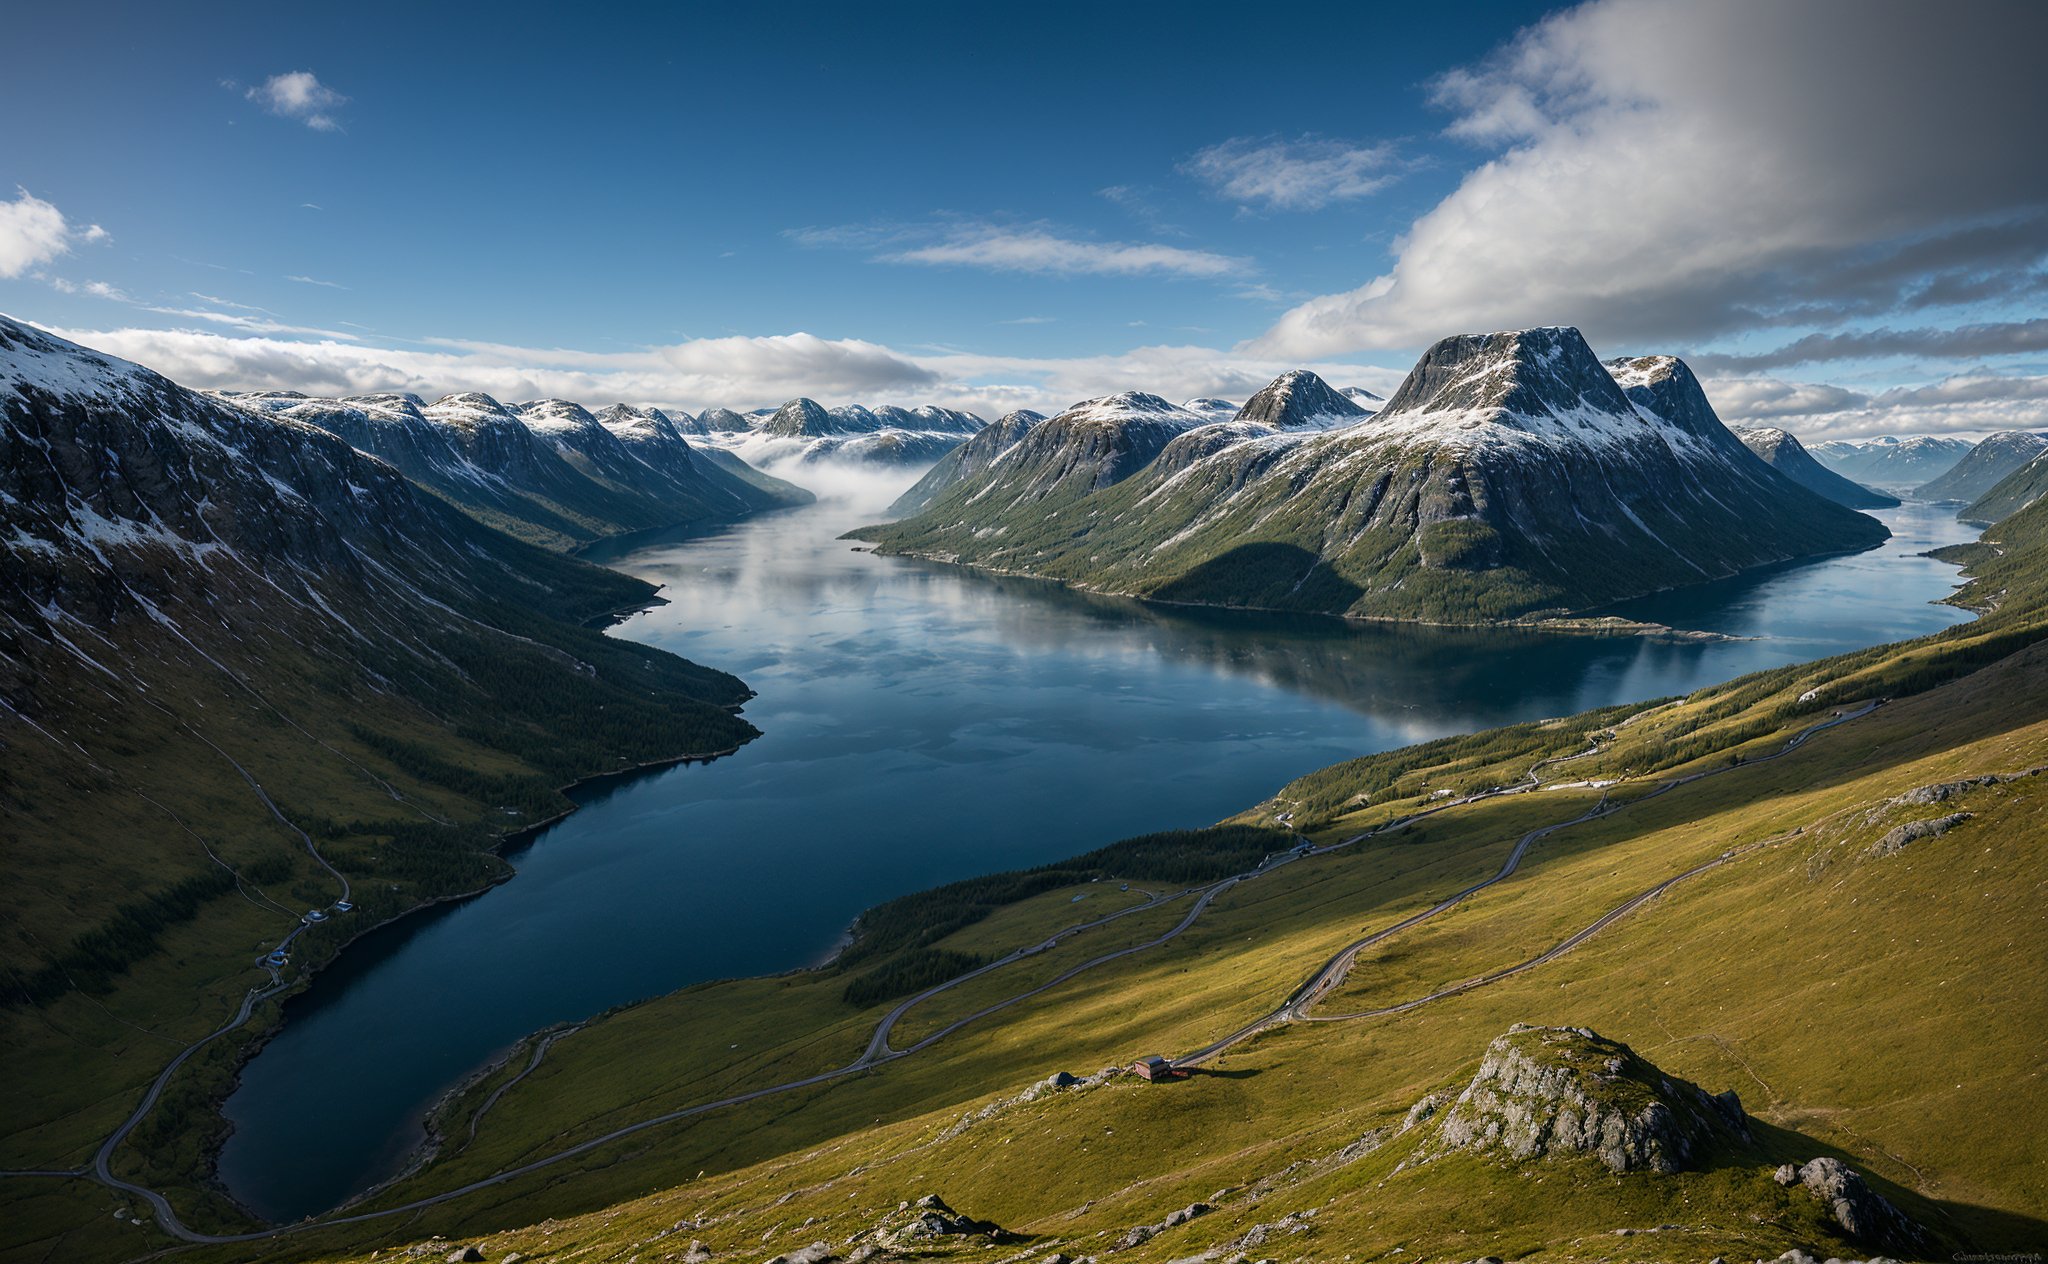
left=1422, top=1025, right=1750, bottom=1173
left=1794, top=1157, right=1926, bottom=1251
left=445, top=1249, right=484, bottom=1264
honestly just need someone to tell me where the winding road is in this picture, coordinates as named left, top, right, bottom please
left=4, top=700, right=1879, bottom=1248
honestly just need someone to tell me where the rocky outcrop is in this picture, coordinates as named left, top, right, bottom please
left=1868, top=812, right=1971, bottom=858
left=1421, top=1025, right=1749, bottom=1174
left=1775, top=1157, right=1926, bottom=1252
left=1114, top=1202, right=1210, bottom=1250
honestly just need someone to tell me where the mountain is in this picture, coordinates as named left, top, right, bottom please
left=1180, top=397, right=1240, bottom=423
left=695, top=407, right=754, bottom=433
left=886, top=409, right=1046, bottom=516
left=702, top=397, right=987, bottom=467
left=1340, top=384, right=1385, bottom=410
left=1734, top=425, right=1900, bottom=509
left=0, top=317, right=762, bottom=1203
left=1962, top=451, right=2048, bottom=525
left=890, top=390, right=1205, bottom=514
left=1810, top=434, right=1973, bottom=490
left=234, top=389, right=798, bottom=551
left=855, top=332, right=1889, bottom=623
left=1915, top=430, right=2048, bottom=503
left=593, top=403, right=812, bottom=510
left=1231, top=368, right=1372, bottom=430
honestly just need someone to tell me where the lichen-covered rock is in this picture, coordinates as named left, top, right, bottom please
left=1421, top=1025, right=1749, bottom=1173
left=1794, top=1157, right=1926, bottom=1251
left=1868, top=812, right=1971, bottom=857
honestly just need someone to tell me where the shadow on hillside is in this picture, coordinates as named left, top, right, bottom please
left=1145, top=542, right=1363, bottom=614
left=1723, top=1114, right=2048, bottom=1257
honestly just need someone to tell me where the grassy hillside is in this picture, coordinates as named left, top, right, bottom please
left=32, top=497, right=2034, bottom=1264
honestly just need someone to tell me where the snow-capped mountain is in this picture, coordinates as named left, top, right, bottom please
left=1809, top=434, right=1973, bottom=490
left=233, top=388, right=806, bottom=552
left=1961, top=450, right=2048, bottom=525
left=1914, top=431, right=2048, bottom=503
left=1180, top=397, right=1241, bottom=423
left=1733, top=425, right=1899, bottom=509
left=1340, top=385, right=1385, bottom=411
left=909, top=391, right=1208, bottom=515
left=854, top=328, right=1889, bottom=623
left=0, top=313, right=765, bottom=1044
left=887, top=409, right=1046, bottom=517
left=1233, top=369, right=1372, bottom=430
left=698, top=396, right=986, bottom=468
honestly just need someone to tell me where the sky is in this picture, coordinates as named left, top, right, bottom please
left=3, top=0, right=2046, bottom=439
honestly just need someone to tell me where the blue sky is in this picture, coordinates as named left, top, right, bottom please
left=4, top=0, right=2045, bottom=437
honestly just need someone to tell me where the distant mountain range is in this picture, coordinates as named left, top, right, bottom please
left=1733, top=426, right=1899, bottom=509
left=227, top=391, right=810, bottom=551
left=1810, top=434, right=1973, bottom=490
left=1913, top=430, right=2048, bottom=504
left=854, top=327, right=1889, bottom=623
left=698, top=397, right=986, bottom=468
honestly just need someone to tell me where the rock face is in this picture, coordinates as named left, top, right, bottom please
left=1422, top=1025, right=1749, bottom=1174
left=1916, top=430, right=2048, bottom=503
left=887, top=409, right=1046, bottom=516
left=857, top=330, right=1889, bottom=624
left=1734, top=426, right=1900, bottom=509
left=1810, top=434, right=1973, bottom=490
left=1962, top=450, right=2048, bottom=525
left=1868, top=812, right=1972, bottom=857
left=1788, top=1157, right=1926, bottom=1251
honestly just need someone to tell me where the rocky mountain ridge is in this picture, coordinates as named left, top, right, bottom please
left=855, top=328, right=1890, bottom=623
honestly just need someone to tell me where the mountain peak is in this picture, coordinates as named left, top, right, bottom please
left=1233, top=369, right=1368, bottom=430
left=763, top=397, right=836, bottom=437
left=1380, top=327, right=1633, bottom=424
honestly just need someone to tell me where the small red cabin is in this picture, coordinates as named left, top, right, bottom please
left=1133, top=1055, right=1173, bottom=1081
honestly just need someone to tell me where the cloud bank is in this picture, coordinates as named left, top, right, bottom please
left=1250, top=0, right=2048, bottom=358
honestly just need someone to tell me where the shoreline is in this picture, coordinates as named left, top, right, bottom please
left=200, top=737, right=753, bottom=1228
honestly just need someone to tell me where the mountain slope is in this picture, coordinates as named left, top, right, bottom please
left=239, top=387, right=797, bottom=551
left=1735, top=425, right=1900, bottom=508
left=857, top=332, right=1888, bottom=623
left=592, top=403, right=812, bottom=510
left=1962, top=451, right=2048, bottom=525
left=887, top=409, right=1046, bottom=516
left=1915, top=430, right=2048, bottom=503
left=1811, top=434, right=1973, bottom=489
left=0, top=316, right=760, bottom=1228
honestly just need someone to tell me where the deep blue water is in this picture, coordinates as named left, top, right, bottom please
left=216, top=494, right=1975, bottom=1222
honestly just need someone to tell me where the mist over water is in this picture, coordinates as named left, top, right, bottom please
left=216, top=491, right=1976, bottom=1223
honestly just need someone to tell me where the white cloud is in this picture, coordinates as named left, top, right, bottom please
left=1708, top=371, right=2048, bottom=441
left=246, top=71, right=348, bottom=132
left=0, top=189, right=107, bottom=279
left=38, top=321, right=1397, bottom=420
left=286, top=274, right=348, bottom=289
left=1250, top=0, right=2048, bottom=358
left=1183, top=136, right=1404, bottom=211
left=792, top=220, right=1248, bottom=280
